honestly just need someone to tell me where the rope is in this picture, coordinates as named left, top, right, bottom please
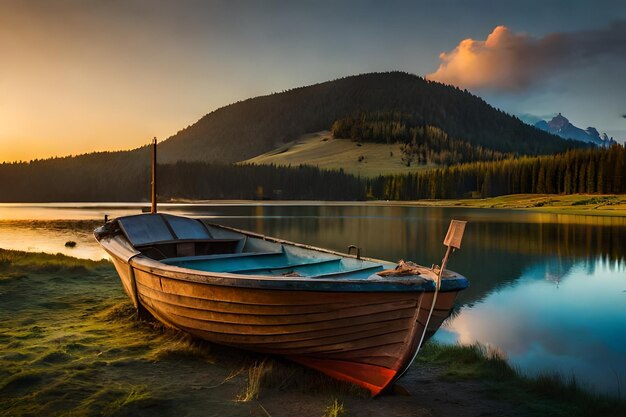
left=395, top=246, right=452, bottom=382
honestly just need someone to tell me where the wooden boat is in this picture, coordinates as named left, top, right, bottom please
left=94, top=212, right=469, bottom=395
left=93, top=140, right=469, bottom=395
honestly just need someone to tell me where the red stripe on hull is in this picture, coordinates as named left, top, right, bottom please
left=288, top=356, right=397, bottom=396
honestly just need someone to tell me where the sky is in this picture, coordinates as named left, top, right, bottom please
left=1, top=0, right=626, bottom=162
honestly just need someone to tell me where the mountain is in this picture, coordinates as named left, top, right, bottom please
left=155, top=72, right=581, bottom=164
left=0, top=72, right=592, bottom=203
left=534, top=113, right=617, bottom=147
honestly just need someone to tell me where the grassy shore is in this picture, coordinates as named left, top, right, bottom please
left=414, top=343, right=626, bottom=417
left=1, top=249, right=624, bottom=417
left=167, top=194, right=626, bottom=217
left=397, top=193, right=626, bottom=216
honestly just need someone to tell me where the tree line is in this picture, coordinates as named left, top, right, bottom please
left=0, top=154, right=365, bottom=202
left=331, top=111, right=509, bottom=166
left=1, top=144, right=623, bottom=202
left=370, top=145, right=626, bottom=200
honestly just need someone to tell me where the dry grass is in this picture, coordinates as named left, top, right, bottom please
left=147, top=332, right=215, bottom=362
left=234, top=356, right=368, bottom=404
left=256, top=357, right=368, bottom=397
left=241, top=131, right=433, bottom=177
left=323, top=399, right=349, bottom=417
left=102, top=385, right=152, bottom=416
left=237, top=358, right=273, bottom=402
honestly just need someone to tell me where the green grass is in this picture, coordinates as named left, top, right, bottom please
left=0, top=248, right=110, bottom=274
left=571, top=196, right=619, bottom=206
left=416, top=342, right=515, bottom=380
left=105, top=386, right=152, bottom=415
left=417, top=342, right=626, bottom=417
left=0, top=249, right=242, bottom=416
left=146, top=332, right=215, bottom=363
left=2, top=248, right=625, bottom=416
left=0, top=249, right=365, bottom=416
left=385, top=193, right=626, bottom=217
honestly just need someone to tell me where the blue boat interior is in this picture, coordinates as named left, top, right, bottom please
left=117, top=214, right=394, bottom=279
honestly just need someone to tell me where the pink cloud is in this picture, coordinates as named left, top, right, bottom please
left=427, top=22, right=626, bottom=92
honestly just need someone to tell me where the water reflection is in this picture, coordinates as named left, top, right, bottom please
left=211, top=206, right=626, bottom=308
left=436, top=257, right=626, bottom=396
left=0, top=220, right=107, bottom=260
left=1, top=203, right=625, bottom=395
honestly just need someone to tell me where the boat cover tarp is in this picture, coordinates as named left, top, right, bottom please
left=118, top=214, right=211, bottom=246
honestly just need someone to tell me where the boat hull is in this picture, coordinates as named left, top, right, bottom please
left=108, top=252, right=459, bottom=395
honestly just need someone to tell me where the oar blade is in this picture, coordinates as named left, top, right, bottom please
left=443, top=220, right=467, bottom=249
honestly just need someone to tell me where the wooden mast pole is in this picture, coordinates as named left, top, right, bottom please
left=151, top=137, right=157, bottom=214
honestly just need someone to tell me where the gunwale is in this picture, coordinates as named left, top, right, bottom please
left=96, top=221, right=467, bottom=293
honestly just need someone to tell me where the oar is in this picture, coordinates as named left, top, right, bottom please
left=416, top=219, right=467, bottom=355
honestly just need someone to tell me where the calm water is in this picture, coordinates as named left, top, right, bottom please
left=1, top=202, right=625, bottom=396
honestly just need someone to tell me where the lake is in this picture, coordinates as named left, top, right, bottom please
left=1, top=202, right=625, bottom=397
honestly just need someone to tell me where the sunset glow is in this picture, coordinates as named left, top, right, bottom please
left=1, top=3, right=626, bottom=414
left=1, top=1, right=625, bottom=163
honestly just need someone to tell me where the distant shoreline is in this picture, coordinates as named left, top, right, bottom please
left=166, top=193, right=626, bottom=217
left=1, top=194, right=625, bottom=217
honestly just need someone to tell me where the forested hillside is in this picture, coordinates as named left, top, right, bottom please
left=1, top=145, right=622, bottom=202
left=0, top=72, right=601, bottom=202
left=331, top=112, right=510, bottom=166
left=0, top=157, right=364, bottom=202
left=156, top=72, right=579, bottom=163
left=372, top=145, right=626, bottom=200
left=0, top=149, right=152, bottom=201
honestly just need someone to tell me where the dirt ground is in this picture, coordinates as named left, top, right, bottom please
left=259, top=364, right=531, bottom=417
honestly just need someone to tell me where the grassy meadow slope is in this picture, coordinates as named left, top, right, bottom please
left=242, top=131, right=435, bottom=177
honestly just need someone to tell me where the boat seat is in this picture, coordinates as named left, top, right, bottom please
left=136, top=239, right=242, bottom=260
left=161, top=251, right=284, bottom=264
left=232, top=258, right=342, bottom=275
left=310, top=264, right=385, bottom=279
left=164, top=251, right=290, bottom=272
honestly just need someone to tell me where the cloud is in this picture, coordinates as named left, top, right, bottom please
left=426, top=22, right=626, bottom=92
